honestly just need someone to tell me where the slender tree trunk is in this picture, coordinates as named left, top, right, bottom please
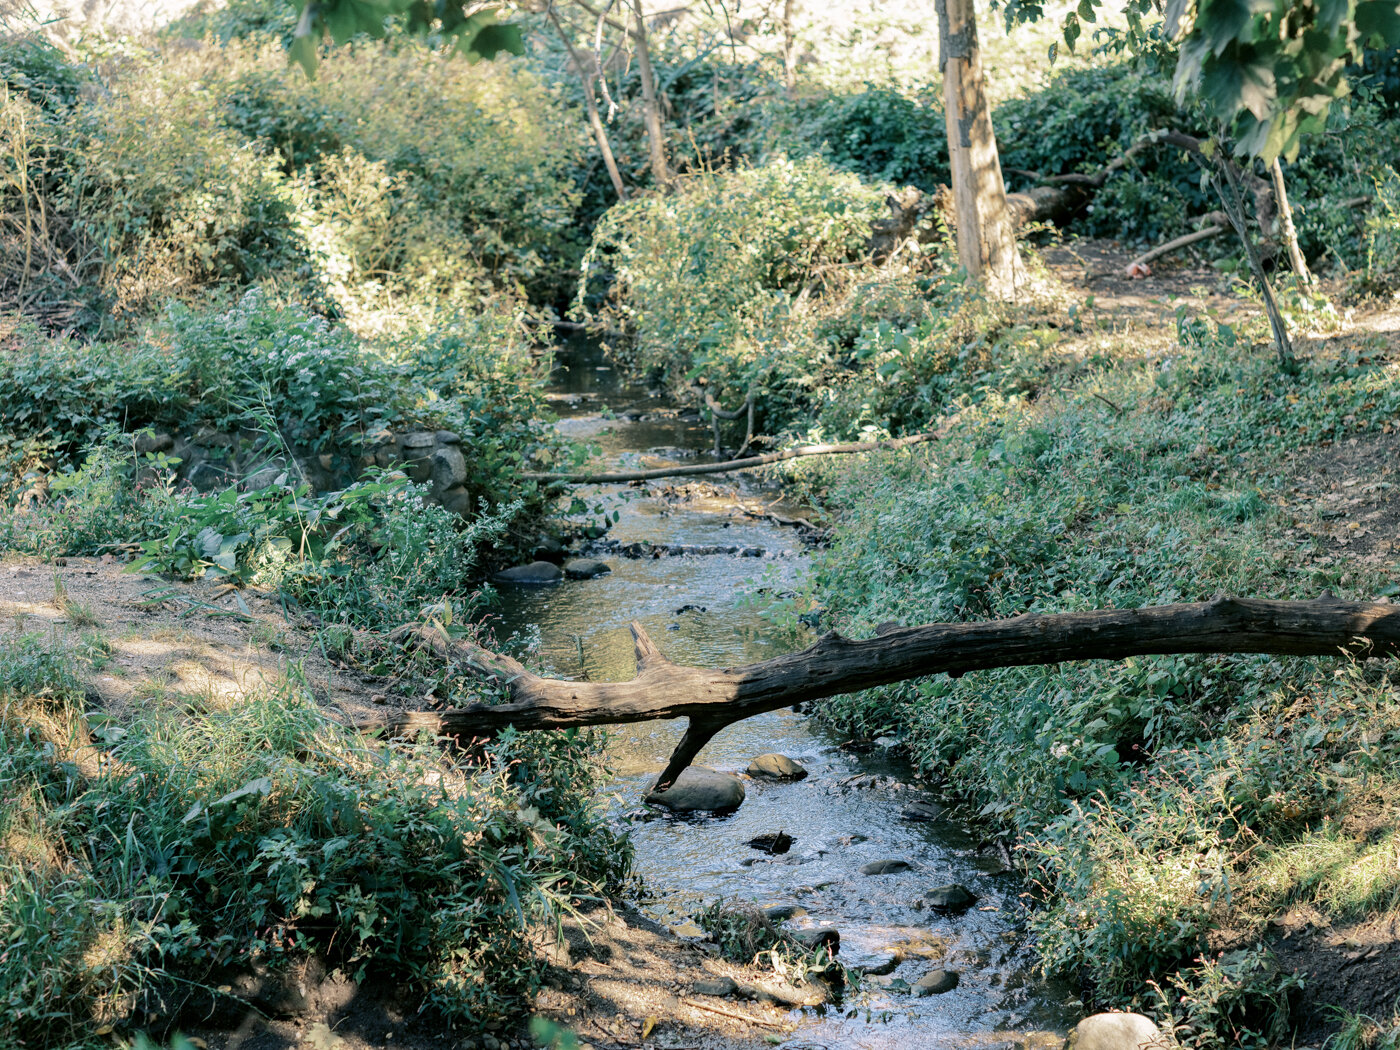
left=630, top=0, right=672, bottom=188
left=1216, top=155, right=1297, bottom=372
left=935, top=0, right=1023, bottom=299
left=782, top=0, right=797, bottom=93
left=1270, top=157, right=1313, bottom=285
left=549, top=9, right=628, bottom=201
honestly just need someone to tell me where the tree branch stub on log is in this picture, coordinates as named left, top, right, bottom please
left=357, top=596, right=1400, bottom=793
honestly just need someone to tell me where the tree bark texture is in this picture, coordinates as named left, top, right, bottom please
left=358, top=595, right=1400, bottom=792
left=631, top=0, right=672, bottom=187
left=935, top=0, right=1024, bottom=299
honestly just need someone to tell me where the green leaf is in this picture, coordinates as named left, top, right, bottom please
left=1077, top=0, right=1097, bottom=22
left=1356, top=0, right=1400, bottom=43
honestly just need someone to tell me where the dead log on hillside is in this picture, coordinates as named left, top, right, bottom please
left=357, top=594, right=1400, bottom=793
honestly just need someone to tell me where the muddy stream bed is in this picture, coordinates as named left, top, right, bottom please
left=493, top=342, right=1075, bottom=1049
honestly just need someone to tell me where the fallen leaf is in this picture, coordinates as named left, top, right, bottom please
left=641, top=1015, right=657, bottom=1039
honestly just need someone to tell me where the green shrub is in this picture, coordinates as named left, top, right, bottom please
left=773, top=83, right=950, bottom=191
left=579, top=156, right=917, bottom=432
left=0, top=634, right=628, bottom=1048
left=1354, top=168, right=1400, bottom=298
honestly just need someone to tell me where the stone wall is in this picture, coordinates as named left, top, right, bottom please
left=138, top=427, right=475, bottom=518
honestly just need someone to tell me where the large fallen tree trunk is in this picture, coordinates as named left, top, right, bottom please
left=358, top=594, right=1400, bottom=793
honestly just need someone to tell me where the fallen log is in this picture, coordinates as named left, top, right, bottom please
left=357, top=594, right=1400, bottom=793
left=521, top=426, right=953, bottom=485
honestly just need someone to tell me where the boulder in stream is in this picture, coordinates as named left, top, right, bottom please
left=861, top=859, right=913, bottom=875
left=763, top=904, right=807, bottom=923
left=1068, top=1013, right=1174, bottom=1050
left=493, top=561, right=563, bottom=585
left=912, top=969, right=959, bottom=996
left=747, top=832, right=793, bottom=854
left=644, top=766, right=745, bottom=813
left=746, top=753, right=808, bottom=780
left=562, top=557, right=611, bottom=579
left=900, top=800, right=945, bottom=823
left=924, top=883, right=978, bottom=913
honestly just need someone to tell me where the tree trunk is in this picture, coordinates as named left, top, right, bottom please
left=782, top=0, right=797, bottom=93
left=935, top=0, right=1024, bottom=299
left=358, top=594, right=1400, bottom=793
left=1216, top=155, right=1297, bottom=372
left=1270, top=157, right=1313, bottom=285
left=549, top=10, right=628, bottom=202
left=631, top=0, right=672, bottom=188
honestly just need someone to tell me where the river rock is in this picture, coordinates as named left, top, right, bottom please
left=900, top=800, right=945, bottom=823
left=763, top=904, right=807, bottom=923
left=861, top=859, right=913, bottom=875
left=792, top=927, right=840, bottom=953
left=563, top=558, right=611, bottom=580
left=912, top=969, right=959, bottom=996
left=1067, top=1013, right=1173, bottom=1050
left=925, top=883, right=978, bottom=913
left=856, top=953, right=903, bottom=976
left=493, top=561, right=563, bottom=585
left=748, top=832, right=793, bottom=854
left=746, top=753, right=808, bottom=780
left=692, top=976, right=738, bottom=997
left=644, top=766, right=745, bottom=813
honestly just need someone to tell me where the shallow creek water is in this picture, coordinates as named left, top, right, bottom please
left=494, top=342, right=1074, bottom=1048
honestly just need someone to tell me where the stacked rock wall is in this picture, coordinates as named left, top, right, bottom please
left=137, top=428, right=476, bottom=519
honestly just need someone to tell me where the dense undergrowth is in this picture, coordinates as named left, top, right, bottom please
left=3, top=1, right=1400, bottom=1045
left=0, top=633, right=628, bottom=1049
left=800, top=315, right=1400, bottom=1045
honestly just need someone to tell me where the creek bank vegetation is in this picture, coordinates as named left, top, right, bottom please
left=3, top=0, right=1400, bottom=1048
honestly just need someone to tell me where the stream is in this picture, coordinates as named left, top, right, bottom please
left=493, top=340, right=1075, bottom=1049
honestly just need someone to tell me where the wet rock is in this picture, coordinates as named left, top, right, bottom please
left=901, top=800, right=945, bottom=823
left=924, top=883, right=978, bottom=913
left=644, top=766, right=745, bottom=813
left=692, top=976, right=738, bottom=997
left=762, top=904, right=807, bottom=923
left=534, top=533, right=566, bottom=558
left=856, top=953, right=902, bottom=976
left=1067, top=1013, right=1173, bottom=1050
left=792, top=927, right=840, bottom=953
left=746, top=753, right=808, bottom=780
left=912, top=969, right=959, bottom=996
left=563, top=558, right=611, bottom=580
left=861, top=859, right=913, bottom=875
left=493, top=561, right=563, bottom=585
left=674, top=603, right=707, bottom=614
left=747, top=832, right=793, bottom=854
